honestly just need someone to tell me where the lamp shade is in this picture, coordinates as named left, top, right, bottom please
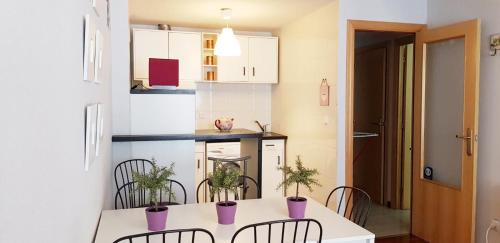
left=214, top=27, right=241, bottom=56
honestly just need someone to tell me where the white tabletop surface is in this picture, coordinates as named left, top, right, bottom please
left=95, top=197, right=374, bottom=243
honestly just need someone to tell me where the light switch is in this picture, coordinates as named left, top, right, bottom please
left=198, top=111, right=207, bottom=119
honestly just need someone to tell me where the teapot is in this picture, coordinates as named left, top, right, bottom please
left=215, top=118, right=234, bottom=132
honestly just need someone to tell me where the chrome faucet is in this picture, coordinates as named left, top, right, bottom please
left=254, top=120, right=270, bottom=133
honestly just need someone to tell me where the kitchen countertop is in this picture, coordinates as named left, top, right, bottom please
left=130, top=89, right=195, bottom=95
left=112, top=129, right=287, bottom=142
left=195, top=129, right=262, bottom=141
left=261, top=132, right=288, bottom=140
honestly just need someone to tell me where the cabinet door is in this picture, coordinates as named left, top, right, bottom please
left=249, top=37, right=278, bottom=83
left=262, top=140, right=285, bottom=198
left=195, top=152, right=205, bottom=203
left=169, top=32, right=202, bottom=85
left=133, top=29, right=169, bottom=81
left=217, top=36, right=249, bottom=82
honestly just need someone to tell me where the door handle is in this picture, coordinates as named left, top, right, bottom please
left=456, top=128, right=473, bottom=156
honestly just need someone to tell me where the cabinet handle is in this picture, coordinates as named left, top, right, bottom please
left=265, top=144, right=275, bottom=147
left=243, top=67, right=246, bottom=76
left=197, top=159, right=200, bottom=169
left=252, top=67, right=255, bottom=76
left=278, top=155, right=281, bottom=166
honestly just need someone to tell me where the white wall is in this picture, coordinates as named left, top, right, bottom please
left=427, top=1, right=500, bottom=242
left=335, top=0, right=428, bottom=190
left=272, top=1, right=339, bottom=202
left=0, top=0, right=113, bottom=242
left=196, top=83, right=272, bottom=131
left=111, top=0, right=131, bottom=135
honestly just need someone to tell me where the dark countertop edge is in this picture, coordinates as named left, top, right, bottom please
left=112, top=132, right=287, bottom=142
left=112, top=134, right=196, bottom=142
left=130, top=89, right=195, bottom=95
left=262, top=132, right=288, bottom=140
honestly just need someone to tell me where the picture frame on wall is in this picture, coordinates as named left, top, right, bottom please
left=83, top=14, right=96, bottom=82
left=107, top=0, right=111, bottom=29
left=95, top=104, right=104, bottom=157
left=93, top=29, right=104, bottom=83
left=84, top=104, right=98, bottom=171
left=91, top=0, right=107, bottom=18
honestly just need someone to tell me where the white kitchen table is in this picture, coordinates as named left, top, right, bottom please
left=94, top=197, right=374, bottom=243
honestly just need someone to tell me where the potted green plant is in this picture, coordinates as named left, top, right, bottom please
left=277, top=156, right=321, bottom=219
left=207, top=161, right=241, bottom=225
left=133, top=159, right=175, bottom=231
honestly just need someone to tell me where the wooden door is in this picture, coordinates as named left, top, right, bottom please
left=412, top=19, right=480, bottom=243
left=353, top=46, right=386, bottom=205
left=217, top=36, right=249, bottom=82
left=168, top=32, right=202, bottom=83
left=248, top=37, right=279, bottom=83
left=132, top=29, right=169, bottom=81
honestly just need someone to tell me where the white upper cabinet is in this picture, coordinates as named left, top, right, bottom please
left=133, top=28, right=278, bottom=85
left=168, top=32, right=202, bottom=82
left=248, top=37, right=278, bottom=83
left=217, top=36, right=278, bottom=83
left=217, top=36, right=249, bottom=83
left=133, top=29, right=169, bottom=81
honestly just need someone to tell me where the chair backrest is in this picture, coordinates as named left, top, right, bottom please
left=207, top=156, right=251, bottom=176
left=325, top=186, right=371, bottom=227
left=231, top=218, right=323, bottom=243
left=112, top=228, right=215, bottom=243
left=196, top=175, right=260, bottom=203
left=114, top=159, right=153, bottom=191
left=115, top=180, right=187, bottom=209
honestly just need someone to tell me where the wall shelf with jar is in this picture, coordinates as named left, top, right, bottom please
left=202, top=33, right=218, bottom=81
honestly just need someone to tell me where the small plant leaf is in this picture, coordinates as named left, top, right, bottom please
left=207, top=161, right=241, bottom=204
left=277, top=156, right=321, bottom=199
left=132, top=158, right=176, bottom=210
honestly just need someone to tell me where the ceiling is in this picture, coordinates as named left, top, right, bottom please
left=129, top=0, right=336, bottom=31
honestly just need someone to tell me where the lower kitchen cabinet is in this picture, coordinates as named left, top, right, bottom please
left=195, top=142, right=205, bottom=202
left=261, top=139, right=285, bottom=198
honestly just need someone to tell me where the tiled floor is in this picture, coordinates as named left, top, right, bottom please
left=365, top=203, right=410, bottom=238
left=376, top=235, right=427, bottom=243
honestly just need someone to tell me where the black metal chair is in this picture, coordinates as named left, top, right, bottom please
left=207, top=156, right=251, bottom=177
left=115, top=180, right=187, bottom=209
left=196, top=175, right=260, bottom=203
left=325, top=186, right=371, bottom=227
left=112, top=228, right=215, bottom=243
left=231, top=218, right=323, bottom=243
left=114, top=159, right=153, bottom=191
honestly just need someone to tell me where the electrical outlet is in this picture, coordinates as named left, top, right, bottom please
left=490, top=218, right=500, bottom=231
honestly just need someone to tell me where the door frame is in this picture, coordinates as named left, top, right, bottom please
left=345, top=20, right=426, bottom=189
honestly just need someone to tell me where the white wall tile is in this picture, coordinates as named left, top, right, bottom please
left=195, top=83, right=272, bottom=131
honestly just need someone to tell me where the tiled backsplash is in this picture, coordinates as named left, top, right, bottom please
left=195, top=83, right=272, bottom=131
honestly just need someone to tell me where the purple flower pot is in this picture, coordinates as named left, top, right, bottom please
left=287, top=197, right=307, bottom=219
left=216, top=201, right=237, bottom=225
left=145, top=206, right=168, bottom=231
